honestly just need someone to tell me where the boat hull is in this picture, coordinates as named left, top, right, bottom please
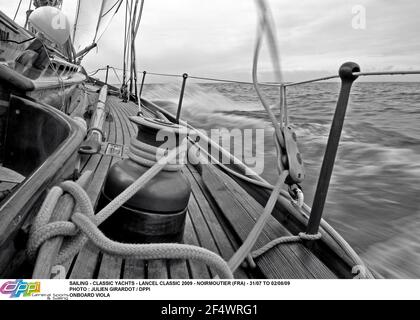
left=0, top=94, right=86, bottom=278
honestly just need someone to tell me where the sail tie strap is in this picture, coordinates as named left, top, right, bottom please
left=27, top=141, right=233, bottom=279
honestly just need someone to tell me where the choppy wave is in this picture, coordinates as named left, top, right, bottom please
left=143, top=81, right=420, bottom=279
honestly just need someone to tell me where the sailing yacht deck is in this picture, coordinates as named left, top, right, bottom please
left=63, top=96, right=336, bottom=279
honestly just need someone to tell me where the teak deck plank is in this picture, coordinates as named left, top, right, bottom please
left=183, top=212, right=211, bottom=279
left=186, top=195, right=220, bottom=278
left=201, top=164, right=337, bottom=279
left=69, top=97, right=118, bottom=279
left=168, top=260, right=190, bottom=279
left=183, top=166, right=250, bottom=279
left=123, top=259, right=146, bottom=279
left=66, top=97, right=244, bottom=279
left=66, top=104, right=114, bottom=278
left=118, top=103, right=138, bottom=134
left=97, top=253, right=123, bottom=279
left=69, top=241, right=101, bottom=279
left=65, top=96, right=334, bottom=279
left=147, top=260, right=169, bottom=279
left=95, top=98, right=129, bottom=279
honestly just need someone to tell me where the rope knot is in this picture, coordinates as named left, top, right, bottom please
left=27, top=180, right=96, bottom=264
left=27, top=161, right=234, bottom=279
left=251, top=232, right=322, bottom=261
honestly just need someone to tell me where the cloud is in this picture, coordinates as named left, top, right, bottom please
left=1, top=0, right=420, bottom=82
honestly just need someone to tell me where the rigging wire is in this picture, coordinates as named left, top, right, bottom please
left=13, top=0, right=23, bottom=21
left=24, top=0, right=32, bottom=28
left=73, top=0, right=123, bottom=61
left=96, top=0, right=125, bottom=44
left=111, top=67, right=122, bottom=84
left=120, top=0, right=146, bottom=98
left=145, top=72, right=185, bottom=78
left=130, top=0, right=139, bottom=97
left=101, top=0, right=123, bottom=18
left=126, top=0, right=134, bottom=91
left=87, top=65, right=420, bottom=87
left=113, top=68, right=283, bottom=86
left=93, top=1, right=107, bottom=42
left=133, top=0, right=145, bottom=38
left=122, top=0, right=129, bottom=85
left=40, top=41, right=66, bottom=112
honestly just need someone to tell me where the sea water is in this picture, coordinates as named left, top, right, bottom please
left=142, top=81, right=420, bottom=279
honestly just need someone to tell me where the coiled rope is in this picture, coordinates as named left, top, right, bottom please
left=128, top=137, right=186, bottom=172
left=28, top=140, right=233, bottom=279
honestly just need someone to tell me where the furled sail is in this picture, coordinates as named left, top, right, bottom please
left=66, top=0, right=123, bottom=54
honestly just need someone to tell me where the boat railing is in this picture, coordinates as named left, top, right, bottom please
left=134, top=68, right=420, bottom=124
left=91, top=64, right=420, bottom=235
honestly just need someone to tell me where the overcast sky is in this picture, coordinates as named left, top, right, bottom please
left=2, top=0, right=420, bottom=82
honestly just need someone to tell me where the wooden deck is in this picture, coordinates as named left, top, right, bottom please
left=63, top=96, right=336, bottom=279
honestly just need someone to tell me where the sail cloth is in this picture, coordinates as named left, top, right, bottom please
left=66, top=0, right=123, bottom=54
left=33, top=0, right=63, bottom=8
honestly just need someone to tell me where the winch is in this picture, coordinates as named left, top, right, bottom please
left=98, top=116, right=191, bottom=243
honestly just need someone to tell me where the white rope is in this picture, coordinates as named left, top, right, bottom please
left=187, top=140, right=372, bottom=278
left=73, top=213, right=233, bottom=279
left=220, top=0, right=310, bottom=271
left=29, top=141, right=188, bottom=262
left=252, top=0, right=305, bottom=208
left=252, top=18, right=285, bottom=172
left=251, top=0, right=372, bottom=279
left=228, top=170, right=289, bottom=272
left=128, top=137, right=185, bottom=172
left=27, top=141, right=233, bottom=279
left=28, top=181, right=233, bottom=279
left=251, top=232, right=321, bottom=259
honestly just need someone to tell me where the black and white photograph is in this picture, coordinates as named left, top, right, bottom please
left=0, top=0, right=419, bottom=304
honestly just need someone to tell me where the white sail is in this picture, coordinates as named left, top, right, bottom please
left=64, top=0, right=123, bottom=53
left=34, top=0, right=63, bottom=8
